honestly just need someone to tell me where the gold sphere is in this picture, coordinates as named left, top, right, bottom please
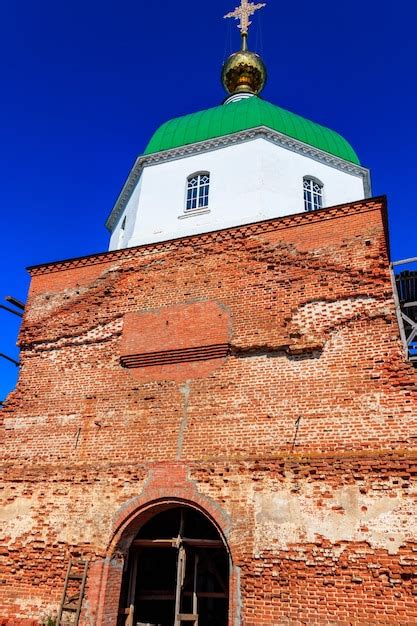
left=222, top=48, right=267, bottom=96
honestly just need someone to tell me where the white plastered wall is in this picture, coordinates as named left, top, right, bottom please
left=109, top=138, right=367, bottom=250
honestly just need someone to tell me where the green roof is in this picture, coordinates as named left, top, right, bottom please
left=144, top=97, right=360, bottom=165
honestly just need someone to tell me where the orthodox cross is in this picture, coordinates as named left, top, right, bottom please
left=224, top=0, right=266, bottom=36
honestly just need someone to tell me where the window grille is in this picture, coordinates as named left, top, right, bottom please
left=186, top=173, right=210, bottom=211
left=303, top=178, right=323, bottom=212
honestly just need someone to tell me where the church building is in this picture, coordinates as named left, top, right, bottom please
left=1, top=2, right=416, bottom=625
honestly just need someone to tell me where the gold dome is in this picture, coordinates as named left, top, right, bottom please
left=221, top=35, right=267, bottom=96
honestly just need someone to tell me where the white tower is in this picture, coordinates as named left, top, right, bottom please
left=106, top=2, right=370, bottom=251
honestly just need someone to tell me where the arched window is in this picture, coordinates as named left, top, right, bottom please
left=117, top=215, right=127, bottom=248
left=303, top=177, right=323, bottom=212
left=186, top=172, right=210, bottom=211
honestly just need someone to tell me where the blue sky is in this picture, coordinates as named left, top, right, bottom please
left=0, top=0, right=416, bottom=399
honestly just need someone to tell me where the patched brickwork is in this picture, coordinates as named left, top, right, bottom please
left=1, top=198, right=417, bottom=625
left=120, top=301, right=231, bottom=381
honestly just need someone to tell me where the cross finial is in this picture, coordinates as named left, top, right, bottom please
left=224, top=0, right=266, bottom=37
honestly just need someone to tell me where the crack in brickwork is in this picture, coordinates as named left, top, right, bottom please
left=177, top=382, right=191, bottom=460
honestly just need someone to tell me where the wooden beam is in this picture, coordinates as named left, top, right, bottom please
left=132, top=538, right=224, bottom=549
left=137, top=592, right=227, bottom=600
left=132, top=539, right=176, bottom=548
left=182, top=538, right=224, bottom=548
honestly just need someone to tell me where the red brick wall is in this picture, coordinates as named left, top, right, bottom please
left=1, top=198, right=416, bottom=625
left=120, top=301, right=231, bottom=381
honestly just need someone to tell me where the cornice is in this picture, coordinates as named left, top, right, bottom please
left=3, top=448, right=416, bottom=475
left=29, top=196, right=386, bottom=276
left=105, top=126, right=371, bottom=232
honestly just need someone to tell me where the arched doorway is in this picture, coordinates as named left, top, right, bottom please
left=118, top=505, right=230, bottom=626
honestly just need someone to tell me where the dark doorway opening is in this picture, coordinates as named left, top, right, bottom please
left=118, top=506, right=229, bottom=626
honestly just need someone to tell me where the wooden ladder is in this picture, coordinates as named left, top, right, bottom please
left=57, top=559, right=88, bottom=625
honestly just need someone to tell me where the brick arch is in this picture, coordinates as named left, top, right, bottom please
left=109, top=497, right=232, bottom=558
left=93, top=465, right=239, bottom=626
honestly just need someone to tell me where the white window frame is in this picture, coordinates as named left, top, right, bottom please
left=185, top=172, right=210, bottom=213
left=303, top=177, right=324, bottom=212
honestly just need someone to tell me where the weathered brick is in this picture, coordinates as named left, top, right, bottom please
left=1, top=197, right=416, bottom=625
